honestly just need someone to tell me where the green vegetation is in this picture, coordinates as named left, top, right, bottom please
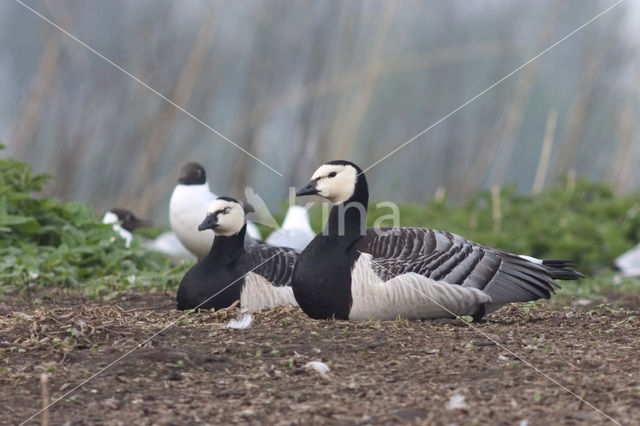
left=2, top=147, right=639, bottom=300
left=0, top=145, right=189, bottom=297
left=552, top=271, right=640, bottom=306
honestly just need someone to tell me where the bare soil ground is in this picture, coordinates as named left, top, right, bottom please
left=1, top=291, right=639, bottom=425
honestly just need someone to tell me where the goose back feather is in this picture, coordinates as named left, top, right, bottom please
left=240, top=243, right=299, bottom=287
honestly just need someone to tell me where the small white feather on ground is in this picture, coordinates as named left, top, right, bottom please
left=446, top=393, right=468, bottom=410
left=304, top=361, right=330, bottom=378
left=224, top=313, right=253, bottom=329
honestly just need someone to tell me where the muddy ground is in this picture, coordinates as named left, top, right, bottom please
left=1, top=291, right=639, bottom=425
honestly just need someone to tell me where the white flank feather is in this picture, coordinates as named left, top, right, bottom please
left=225, top=313, right=253, bottom=329
left=349, top=254, right=492, bottom=321
left=240, top=272, right=298, bottom=310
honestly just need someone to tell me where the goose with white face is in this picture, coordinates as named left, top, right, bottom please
left=290, top=160, right=586, bottom=322
left=198, top=198, right=252, bottom=237
left=296, top=163, right=358, bottom=204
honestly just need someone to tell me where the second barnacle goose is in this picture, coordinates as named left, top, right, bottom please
left=176, top=197, right=298, bottom=311
left=292, top=160, right=583, bottom=321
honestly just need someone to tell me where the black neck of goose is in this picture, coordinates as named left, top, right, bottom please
left=325, top=173, right=369, bottom=238
left=208, top=225, right=246, bottom=262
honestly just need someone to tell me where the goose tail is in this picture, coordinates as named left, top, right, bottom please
left=541, top=259, right=584, bottom=280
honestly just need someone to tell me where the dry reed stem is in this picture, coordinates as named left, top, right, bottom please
left=532, top=107, right=558, bottom=194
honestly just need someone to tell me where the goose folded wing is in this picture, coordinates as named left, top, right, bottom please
left=358, top=227, right=558, bottom=304
left=244, top=244, right=299, bottom=287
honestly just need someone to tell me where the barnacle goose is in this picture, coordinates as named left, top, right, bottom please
left=102, top=208, right=152, bottom=247
left=266, top=205, right=315, bottom=250
left=176, top=197, right=299, bottom=311
left=292, top=160, right=583, bottom=321
left=169, top=162, right=262, bottom=259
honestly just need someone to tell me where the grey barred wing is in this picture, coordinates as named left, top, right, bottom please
left=245, top=244, right=299, bottom=287
left=358, top=227, right=559, bottom=304
left=359, top=227, right=472, bottom=260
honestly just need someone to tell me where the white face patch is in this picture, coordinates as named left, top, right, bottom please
left=310, top=164, right=357, bottom=204
left=205, top=199, right=245, bottom=236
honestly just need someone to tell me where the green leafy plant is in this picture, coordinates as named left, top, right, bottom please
left=0, top=146, right=189, bottom=296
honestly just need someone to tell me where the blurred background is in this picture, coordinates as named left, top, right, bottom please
left=1, top=0, right=639, bottom=223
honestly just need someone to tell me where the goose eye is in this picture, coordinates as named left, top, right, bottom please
left=328, top=171, right=337, bottom=178
left=223, top=207, right=231, bottom=214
